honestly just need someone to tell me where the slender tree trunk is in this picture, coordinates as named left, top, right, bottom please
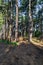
left=28, top=0, right=33, bottom=42
left=9, top=0, right=13, bottom=41
left=5, top=16, right=6, bottom=39
left=5, top=10, right=7, bottom=39
left=7, top=22, right=9, bottom=40
left=10, top=1, right=12, bottom=41
left=15, top=0, right=18, bottom=41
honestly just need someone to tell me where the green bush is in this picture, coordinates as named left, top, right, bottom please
left=0, top=39, right=18, bottom=46
left=34, top=30, right=41, bottom=37
left=11, top=42, right=18, bottom=46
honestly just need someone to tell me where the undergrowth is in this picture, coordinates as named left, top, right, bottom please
left=0, top=39, right=18, bottom=46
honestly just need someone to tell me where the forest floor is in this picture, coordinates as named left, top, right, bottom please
left=32, top=37, right=43, bottom=44
left=0, top=42, right=43, bottom=65
left=16, top=37, right=43, bottom=49
left=31, top=37, right=43, bottom=49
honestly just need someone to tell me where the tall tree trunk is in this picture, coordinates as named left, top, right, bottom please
left=5, top=10, right=7, bottom=39
left=15, top=0, right=18, bottom=41
left=5, top=16, right=6, bottom=39
left=28, top=0, right=33, bottom=42
left=9, top=0, right=13, bottom=41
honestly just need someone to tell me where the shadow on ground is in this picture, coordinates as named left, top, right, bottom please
left=0, top=43, right=43, bottom=65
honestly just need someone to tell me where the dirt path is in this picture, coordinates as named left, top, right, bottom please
left=0, top=43, right=43, bottom=65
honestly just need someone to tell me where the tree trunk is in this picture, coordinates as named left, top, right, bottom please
left=28, top=0, right=33, bottom=42
left=8, top=0, right=13, bottom=41
left=5, top=10, right=7, bottom=39
left=15, top=0, right=18, bottom=41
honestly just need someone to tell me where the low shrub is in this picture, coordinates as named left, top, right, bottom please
left=34, top=30, right=41, bottom=37
left=0, top=39, right=18, bottom=46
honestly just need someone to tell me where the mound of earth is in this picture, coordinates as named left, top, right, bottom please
left=0, top=43, right=43, bottom=65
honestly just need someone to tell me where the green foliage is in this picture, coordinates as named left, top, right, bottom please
left=11, top=42, right=18, bottom=46
left=0, top=39, right=18, bottom=46
left=34, top=30, right=41, bottom=37
left=0, top=12, right=4, bottom=30
left=0, top=0, right=2, bottom=5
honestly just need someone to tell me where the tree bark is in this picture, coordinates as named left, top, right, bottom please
left=5, top=10, right=7, bottom=39
left=28, top=0, right=33, bottom=42
left=8, top=0, right=13, bottom=41
left=15, top=0, right=18, bottom=41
